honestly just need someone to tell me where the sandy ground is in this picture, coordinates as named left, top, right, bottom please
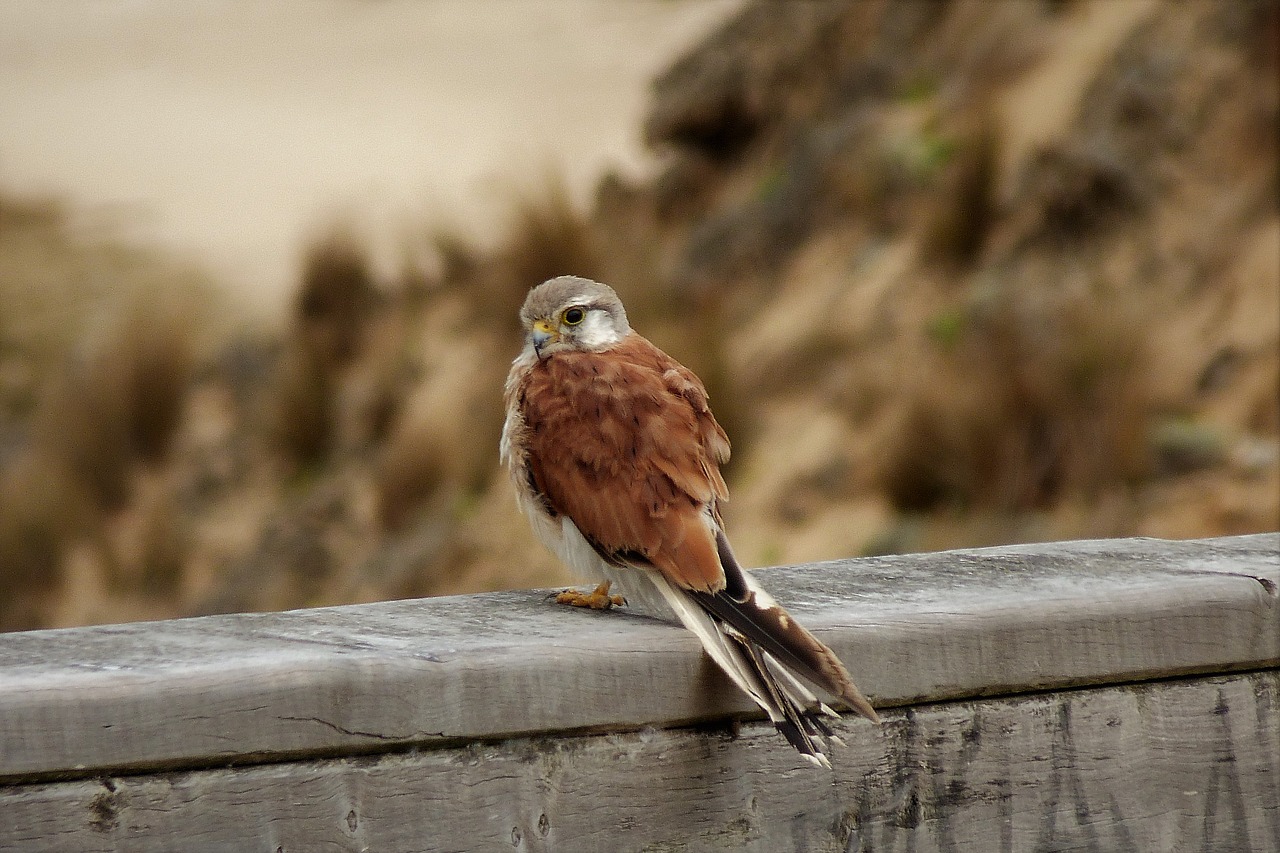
left=0, top=0, right=740, bottom=321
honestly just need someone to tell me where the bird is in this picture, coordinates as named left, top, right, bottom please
left=500, top=275, right=880, bottom=766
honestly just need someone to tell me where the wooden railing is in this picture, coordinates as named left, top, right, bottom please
left=2, top=533, right=1277, bottom=852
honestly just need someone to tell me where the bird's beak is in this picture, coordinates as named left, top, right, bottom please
left=531, top=318, right=558, bottom=355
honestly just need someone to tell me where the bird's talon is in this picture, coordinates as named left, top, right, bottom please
left=555, top=582, right=625, bottom=610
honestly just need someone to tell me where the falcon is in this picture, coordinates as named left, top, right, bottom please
left=501, top=275, right=880, bottom=766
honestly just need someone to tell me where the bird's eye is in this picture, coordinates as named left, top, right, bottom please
left=563, top=307, right=586, bottom=326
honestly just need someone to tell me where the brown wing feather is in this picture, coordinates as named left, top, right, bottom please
left=518, top=334, right=730, bottom=593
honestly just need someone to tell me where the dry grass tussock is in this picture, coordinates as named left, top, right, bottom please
left=2, top=0, right=1277, bottom=631
left=0, top=195, right=216, bottom=628
left=881, top=270, right=1152, bottom=514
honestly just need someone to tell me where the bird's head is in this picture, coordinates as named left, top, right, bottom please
left=518, top=276, right=631, bottom=359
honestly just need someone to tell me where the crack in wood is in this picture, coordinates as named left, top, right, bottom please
left=277, top=716, right=444, bottom=741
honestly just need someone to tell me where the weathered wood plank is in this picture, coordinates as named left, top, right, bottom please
left=5, top=670, right=1276, bottom=853
left=0, top=534, right=1275, bottom=780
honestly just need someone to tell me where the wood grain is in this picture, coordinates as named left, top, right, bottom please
left=0, top=534, right=1275, bottom=782
left=5, top=671, right=1276, bottom=853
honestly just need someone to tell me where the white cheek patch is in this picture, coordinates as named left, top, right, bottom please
left=573, top=309, right=623, bottom=349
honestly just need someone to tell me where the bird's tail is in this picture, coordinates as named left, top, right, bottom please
left=699, top=531, right=880, bottom=723
left=649, top=568, right=874, bottom=768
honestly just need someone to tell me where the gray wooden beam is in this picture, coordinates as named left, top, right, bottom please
left=5, top=671, right=1277, bottom=853
left=0, top=534, right=1275, bottom=785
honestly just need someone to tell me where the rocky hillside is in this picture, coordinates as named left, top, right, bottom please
left=1, top=0, right=1276, bottom=630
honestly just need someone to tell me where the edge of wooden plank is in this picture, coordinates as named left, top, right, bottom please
left=0, top=533, right=1275, bottom=780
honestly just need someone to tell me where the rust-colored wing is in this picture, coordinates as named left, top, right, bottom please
left=516, top=334, right=730, bottom=593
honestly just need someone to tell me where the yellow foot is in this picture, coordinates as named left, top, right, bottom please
left=555, top=581, right=626, bottom=610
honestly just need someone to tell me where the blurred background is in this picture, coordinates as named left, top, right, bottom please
left=0, top=0, right=1276, bottom=632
